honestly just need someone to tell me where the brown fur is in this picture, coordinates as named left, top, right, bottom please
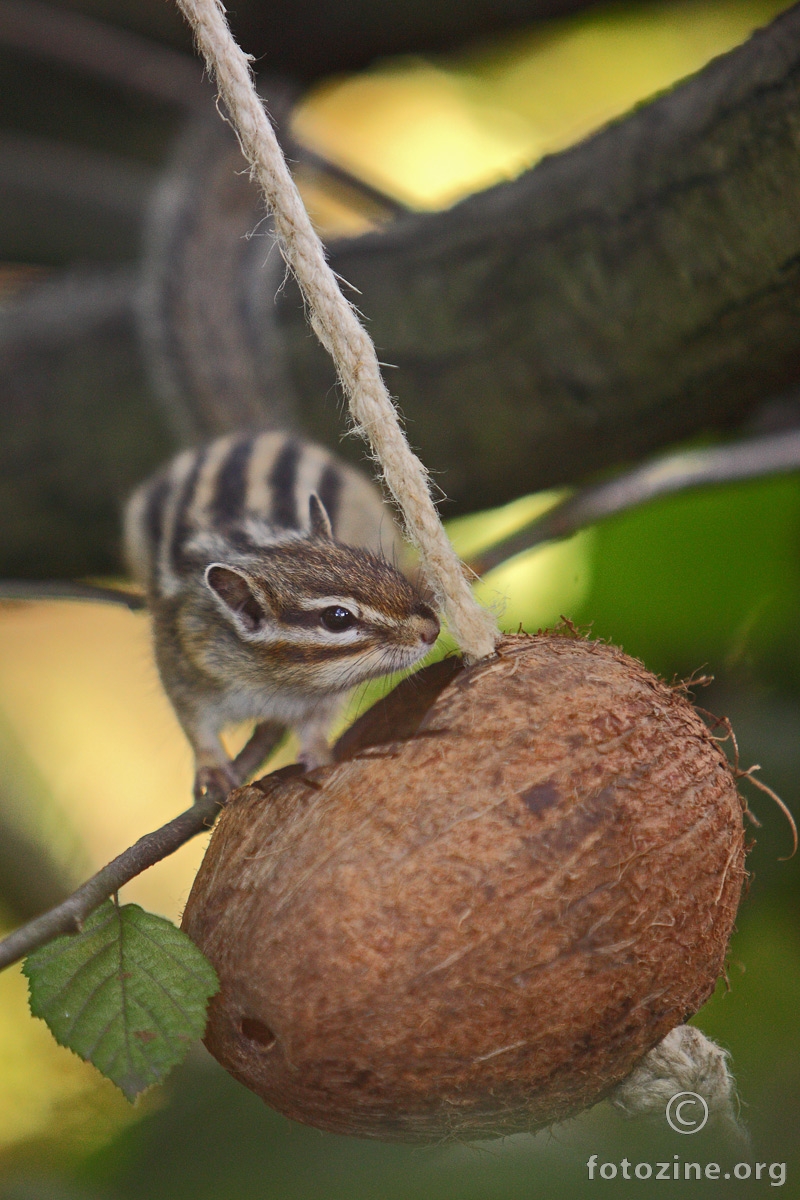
left=125, top=434, right=439, bottom=778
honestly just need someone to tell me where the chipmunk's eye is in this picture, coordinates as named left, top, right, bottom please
left=321, top=606, right=355, bottom=632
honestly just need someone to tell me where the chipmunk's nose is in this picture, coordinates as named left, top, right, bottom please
left=416, top=607, right=440, bottom=646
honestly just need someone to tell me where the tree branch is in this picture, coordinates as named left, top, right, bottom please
left=0, top=581, right=146, bottom=609
left=0, top=653, right=469, bottom=973
left=0, top=721, right=284, bottom=973
left=4, top=413, right=795, bottom=964
left=6, top=6, right=800, bottom=573
left=289, top=144, right=412, bottom=219
left=282, top=3, right=800, bottom=510
left=472, top=428, right=800, bottom=573
left=6, top=427, right=800, bottom=608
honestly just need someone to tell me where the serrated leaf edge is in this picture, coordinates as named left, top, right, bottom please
left=24, top=901, right=219, bottom=1101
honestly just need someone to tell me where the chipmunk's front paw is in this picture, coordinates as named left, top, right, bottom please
left=194, top=764, right=238, bottom=804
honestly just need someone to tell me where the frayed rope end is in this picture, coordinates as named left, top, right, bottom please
left=611, top=1025, right=749, bottom=1152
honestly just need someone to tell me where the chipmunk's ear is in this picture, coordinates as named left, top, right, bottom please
left=308, top=493, right=333, bottom=541
left=205, top=564, right=268, bottom=635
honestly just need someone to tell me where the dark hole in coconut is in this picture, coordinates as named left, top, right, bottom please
left=240, top=1017, right=276, bottom=1048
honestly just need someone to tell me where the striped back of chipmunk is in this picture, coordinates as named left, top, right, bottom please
left=124, top=432, right=403, bottom=597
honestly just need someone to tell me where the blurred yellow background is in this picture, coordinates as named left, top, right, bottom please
left=294, top=0, right=790, bottom=218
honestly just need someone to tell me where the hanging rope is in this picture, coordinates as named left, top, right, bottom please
left=175, top=0, right=498, bottom=662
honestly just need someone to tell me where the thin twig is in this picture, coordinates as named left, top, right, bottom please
left=0, top=581, right=147, bottom=610
left=472, top=430, right=800, bottom=573
left=0, top=721, right=284, bottom=973
left=6, top=430, right=800, bottom=614
left=5, top=430, right=798, bottom=968
left=291, top=144, right=412, bottom=220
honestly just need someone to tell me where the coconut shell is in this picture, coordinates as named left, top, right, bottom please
left=181, top=633, right=746, bottom=1142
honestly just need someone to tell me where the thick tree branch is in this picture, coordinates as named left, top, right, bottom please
left=0, top=721, right=284, bottom=973
left=5, top=6, right=800, bottom=573
left=281, top=4, right=800, bottom=510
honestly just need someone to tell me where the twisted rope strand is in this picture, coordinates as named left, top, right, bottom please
left=175, top=0, right=497, bottom=662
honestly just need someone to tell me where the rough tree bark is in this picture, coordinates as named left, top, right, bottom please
left=282, top=2, right=800, bottom=505
left=2, top=2, right=800, bottom=575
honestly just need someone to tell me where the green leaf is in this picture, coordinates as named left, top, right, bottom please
left=22, top=900, right=219, bottom=1101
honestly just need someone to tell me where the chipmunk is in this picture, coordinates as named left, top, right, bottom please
left=124, top=431, right=440, bottom=797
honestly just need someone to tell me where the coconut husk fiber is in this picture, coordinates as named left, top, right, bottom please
left=181, top=632, right=746, bottom=1141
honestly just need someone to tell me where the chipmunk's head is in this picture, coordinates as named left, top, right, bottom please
left=203, top=495, right=440, bottom=694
